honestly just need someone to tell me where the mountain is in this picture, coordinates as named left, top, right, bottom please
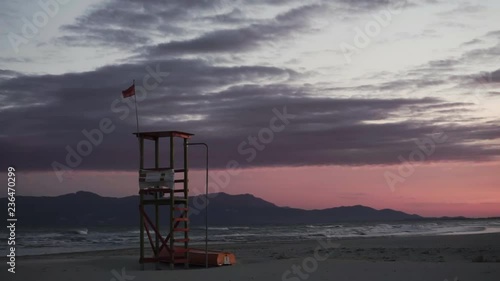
left=1, top=191, right=422, bottom=227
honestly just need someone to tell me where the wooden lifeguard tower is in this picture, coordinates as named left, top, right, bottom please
left=134, top=130, right=236, bottom=270
left=134, top=131, right=192, bottom=269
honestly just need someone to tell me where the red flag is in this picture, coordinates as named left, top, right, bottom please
left=122, top=84, right=135, bottom=98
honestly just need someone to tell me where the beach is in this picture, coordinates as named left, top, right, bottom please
left=4, top=233, right=500, bottom=281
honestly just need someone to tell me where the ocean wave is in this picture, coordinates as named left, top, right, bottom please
left=15, top=219, right=500, bottom=256
left=208, top=227, right=230, bottom=231
left=59, top=228, right=88, bottom=235
left=214, top=233, right=257, bottom=238
left=307, top=233, right=327, bottom=238
left=230, top=226, right=251, bottom=230
left=20, top=232, right=64, bottom=239
left=307, top=224, right=343, bottom=229
left=74, top=228, right=88, bottom=235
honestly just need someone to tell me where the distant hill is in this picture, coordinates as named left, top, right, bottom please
left=1, top=191, right=422, bottom=227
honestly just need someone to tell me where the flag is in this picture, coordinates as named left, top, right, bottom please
left=122, top=84, right=135, bottom=98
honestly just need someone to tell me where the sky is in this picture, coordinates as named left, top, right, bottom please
left=1, top=0, right=499, bottom=217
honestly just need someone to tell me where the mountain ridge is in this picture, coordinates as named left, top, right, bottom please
left=1, top=191, right=425, bottom=227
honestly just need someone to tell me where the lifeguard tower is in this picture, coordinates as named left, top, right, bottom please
left=134, top=130, right=235, bottom=269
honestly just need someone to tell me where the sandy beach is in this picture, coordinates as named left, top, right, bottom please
left=4, top=233, right=500, bottom=281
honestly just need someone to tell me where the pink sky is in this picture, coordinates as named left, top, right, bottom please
left=16, top=161, right=500, bottom=218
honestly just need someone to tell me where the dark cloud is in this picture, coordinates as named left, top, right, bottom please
left=56, top=0, right=301, bottom=48
left=0, top=69, right=19, bottom=81
left=489, top=69, right=500, bottom=83
left=1, top=58, right=500, bottom=174
left=461, top=38, right=483, bottom=46
left=453, top=68, right=500, bottom=86
left=460, top=42, right=500, bottom=64
left=486, top=30, right=500, bottom=39
left=56, top=0, right=412, bottom=50
left=336, top=0, right=408, bottom=12
left=144, top=4, right=328, bottom=56
left=57, top=0, right=220, bottom=48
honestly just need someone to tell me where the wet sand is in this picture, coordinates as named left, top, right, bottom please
left=3, top=233, right=500, bottom=281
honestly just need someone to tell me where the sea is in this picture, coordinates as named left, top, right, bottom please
left=7, top=219, right=500, bottom=256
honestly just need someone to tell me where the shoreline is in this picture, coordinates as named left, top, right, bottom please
left=4, top=233, right=500, bottom=281
left=14, top=232, right=500, bottom=262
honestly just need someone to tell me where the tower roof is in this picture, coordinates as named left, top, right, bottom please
left=133, top=131, right=194, bottom=140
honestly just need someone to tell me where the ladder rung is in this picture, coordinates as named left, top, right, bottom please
left=174, top=218, right=188, bottom=222
left=174, top=179, right=185, bottom=183
left=139, top=188, right=169, bottom=194
left=174, top=238, right=190, bottom=243
left=164, top=198, right=187, bottom=203
left=173, top=228, right=189, bottom=232
left=173, top=189, right=186, bottom=193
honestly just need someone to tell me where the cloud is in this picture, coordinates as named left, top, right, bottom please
left=1, top=0, right=500, bottom=178
left=1, top=58, right=500, bottom=173
left=56, top=0, right=311, bottom=49
left=460, top=41, right=500, bottom=64
left=58, top=27, right=153, bottom=48
left=55, top=0, right=412, bottom=50
left=336, top=0, right=409, bottom=12
left=489, top=69, right=500, bottom=83
left=144, top=4, right=329, bottom=56
left=0, top=69, right=20, bottom=82
left=437, top=3, right=484, bottom=16
left=56, top=0, right=214, bottom=48
left=486, top=30, right=500, bottom=39
left=461, top=38, right=483, bottom=46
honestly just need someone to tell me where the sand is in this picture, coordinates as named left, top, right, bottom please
left=3, top=233, right=500, bottom=281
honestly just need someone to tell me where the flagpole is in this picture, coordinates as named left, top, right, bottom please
left=133, top=79, right=140, bottom=133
